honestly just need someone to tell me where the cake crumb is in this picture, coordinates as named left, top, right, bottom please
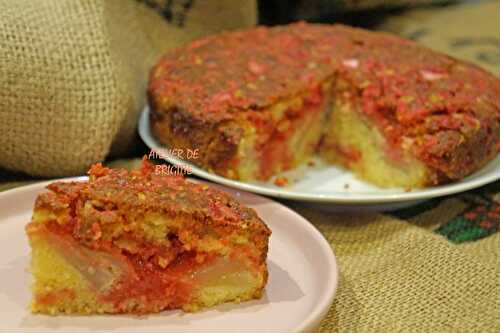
left=274, top=176, right=289, bottom=187
left=307, top=160, right=316, bottom=167
left=343, top=183, right=350, bottom=190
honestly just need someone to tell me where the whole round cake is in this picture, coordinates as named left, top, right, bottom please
left=148, top=22, right=500, bottom=188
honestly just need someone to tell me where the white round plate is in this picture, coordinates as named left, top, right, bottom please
left=0, top=178, right=337, bottom=333
left=139, top=106, right=500, bottom=210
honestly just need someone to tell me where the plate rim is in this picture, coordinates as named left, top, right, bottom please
left=0, top=177, right=338, bottom=333
left=138, top=106, right=500, bottom=204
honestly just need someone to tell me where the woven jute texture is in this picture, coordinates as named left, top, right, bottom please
left=379, top=1, right=500, bottom=77
left=0, top=0, right=256, bottom=177
left=305, top=210, right=499, bottom=333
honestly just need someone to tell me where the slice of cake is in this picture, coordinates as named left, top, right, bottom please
left=26, top=159, right=271, bottom=315
left=149, top=22, right=500, bottom=188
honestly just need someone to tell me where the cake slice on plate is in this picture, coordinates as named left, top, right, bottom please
left=149, top=22, right=500, bottom=188
left=26, top=159, right=270, bottom=315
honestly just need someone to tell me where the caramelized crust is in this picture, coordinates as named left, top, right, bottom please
left=35, top=161, right=268, bottom=233
left=149, top=22, right=500, bottom=186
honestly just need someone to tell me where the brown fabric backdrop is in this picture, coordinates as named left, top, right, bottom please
left=0, top=0, right=256, bottom=177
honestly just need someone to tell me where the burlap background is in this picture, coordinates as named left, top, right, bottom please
left=379, top=1, right=500, bottom=76
left=0, top=0, right=256, bottom=177
left=0, top=1, right=499, bottom=332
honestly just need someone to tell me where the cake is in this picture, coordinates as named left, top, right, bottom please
left=148, top=22, right=500, bottom=188
left=26, top=159, right=271, bottom=315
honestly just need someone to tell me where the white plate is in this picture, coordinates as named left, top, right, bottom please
left=0, top=178, right=338, bottom=333
left=139, top=106, right=500, bottom=210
